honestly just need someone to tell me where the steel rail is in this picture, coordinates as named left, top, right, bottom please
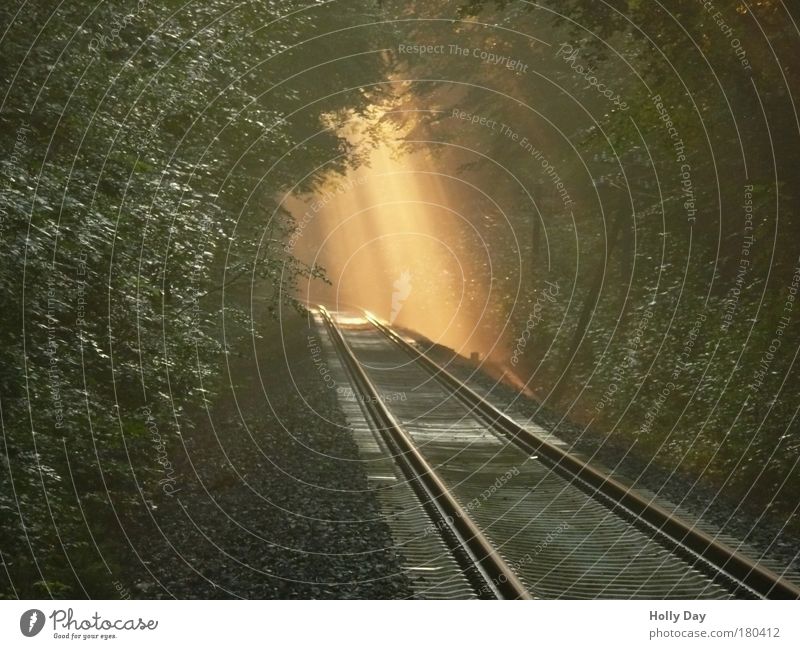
left=319, top=306, right=533, bottom=600
left=365, top=312, right=800, bottom=600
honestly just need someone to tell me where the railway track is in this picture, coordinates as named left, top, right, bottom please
left=316, top=307, right=800, bottom=600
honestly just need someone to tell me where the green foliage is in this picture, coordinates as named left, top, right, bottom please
left=383, top=0, right=800, bottom=532
left=0, top=0, right=390, bottom=597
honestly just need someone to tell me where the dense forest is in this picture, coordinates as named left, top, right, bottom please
left=0, top=0, right=392, bottom=597
left=375, top=0, right=800, bottom=548
left=2, top=0, right=799, bottom=598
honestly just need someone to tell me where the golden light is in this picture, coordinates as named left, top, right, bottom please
left=291, top=110, right=510, bottom=365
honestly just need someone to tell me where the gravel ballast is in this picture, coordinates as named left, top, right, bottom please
left=411, top=334, right=800, bottom=578
left=124, top=310, right=413, bottom=599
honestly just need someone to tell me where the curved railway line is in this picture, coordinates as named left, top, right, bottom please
left=315, top=307, right=800, bottom=600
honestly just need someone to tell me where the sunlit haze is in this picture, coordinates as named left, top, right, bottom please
left=289, top=113, right=513, bottom=365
